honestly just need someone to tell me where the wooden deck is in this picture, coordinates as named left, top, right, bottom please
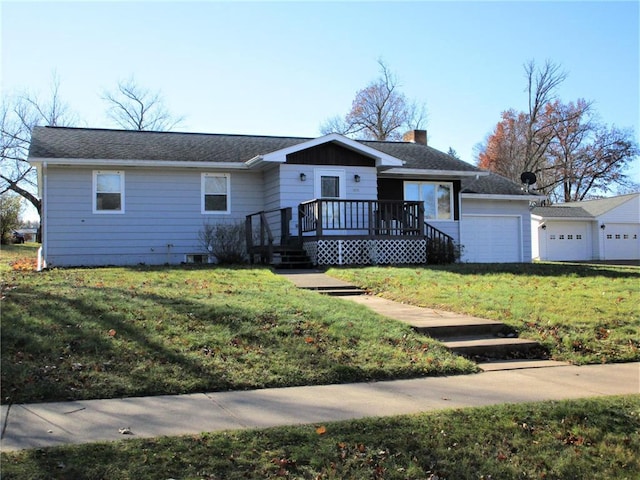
left=247, top=200, right=456, bottom=267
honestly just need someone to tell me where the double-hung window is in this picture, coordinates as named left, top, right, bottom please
left=93, top=171, right=124, bottom=214
left=404, top=181, right=453, bottom=220
left=202, top=173, right=230, bottom=214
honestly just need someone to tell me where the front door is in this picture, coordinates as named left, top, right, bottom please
left=314, top=169, right=346, bottom=230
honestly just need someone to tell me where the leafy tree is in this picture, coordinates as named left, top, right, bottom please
left=477, top=61, right=638, bottom=202
left=1, top=74, right=77, bottom=220
left=1, top=192, right=22, bottom=243
left=102, top=77, right=184, bottom=131
left=321, top=60, right=426, bottom=140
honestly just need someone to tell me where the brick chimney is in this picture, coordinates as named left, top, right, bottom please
left=402, top=129, right=427, bottom=145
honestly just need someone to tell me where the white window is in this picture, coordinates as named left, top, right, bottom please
left=576, top=234, right=582, bottom=240
left=93, top=171, right=124, bottom=214
left=404, top=182, right=453, bottom=220
left=202, top=173, right=230, bottom=214
left=549, top=234, right=556, bottom=240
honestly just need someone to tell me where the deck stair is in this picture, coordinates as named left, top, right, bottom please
left=270, top=247, right=314, bottom=270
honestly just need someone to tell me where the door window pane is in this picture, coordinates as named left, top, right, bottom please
left=321, top=176, right=339, bottom=198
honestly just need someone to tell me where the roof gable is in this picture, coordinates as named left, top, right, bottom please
left=254, top=134, right=403, bottom=167
left=563, top=193, right=639, bottom=217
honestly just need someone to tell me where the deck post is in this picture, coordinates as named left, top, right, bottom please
left=245, top=216, right=254, bottom=264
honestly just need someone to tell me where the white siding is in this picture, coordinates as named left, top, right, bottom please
left=279, top=164, right=377, bottom=235
left=44, top=166, right=264, bottom=266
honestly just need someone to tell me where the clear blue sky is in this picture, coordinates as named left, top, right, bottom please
left=2, top=1, right=639, bottom=179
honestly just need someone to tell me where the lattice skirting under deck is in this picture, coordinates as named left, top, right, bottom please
left=302, top=239, right=427, bottom=266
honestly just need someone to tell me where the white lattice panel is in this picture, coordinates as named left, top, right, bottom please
left=306, top=239, right=427, bottom=266
left=302, top=241, right=318, bottom=265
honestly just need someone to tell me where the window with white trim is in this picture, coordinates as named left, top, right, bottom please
left=202, top=173, right=230, bottom=214
left=93, top=171, right=124, bottom=213
left=404, top=181, right=453, bottom=220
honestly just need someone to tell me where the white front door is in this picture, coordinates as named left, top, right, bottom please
left=314, top=169, right=346, bottom=230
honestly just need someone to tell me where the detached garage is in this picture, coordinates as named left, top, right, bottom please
left=532, top=193, right=640, bottom=263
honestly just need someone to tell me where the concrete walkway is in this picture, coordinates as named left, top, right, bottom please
left=2, top=270, right=638, bottom=452
left=2, top=363, right=638, bottom=451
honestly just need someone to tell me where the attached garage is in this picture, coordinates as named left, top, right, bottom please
left=460, top=214, right=522, bottom=263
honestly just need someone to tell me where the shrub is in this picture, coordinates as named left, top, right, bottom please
left=198, top=221, right=248, bottom=264
left=427, top=237, right=462, bottom=264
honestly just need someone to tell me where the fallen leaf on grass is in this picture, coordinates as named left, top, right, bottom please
left=316, top=425, right=327, bottom=435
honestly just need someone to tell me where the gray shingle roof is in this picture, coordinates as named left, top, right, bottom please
left=532, top=193, right=639, bottom=219
left=28, top=127, right=308, bottom=162
left=461, top=171, right=538, bottom=196
left=361, top=140, right=480, bottom=173
left=562, top=194, right=639, bottom=217
left=531, top=206, right=594, bottom=219
left=29, top=126, right=533, bottom=197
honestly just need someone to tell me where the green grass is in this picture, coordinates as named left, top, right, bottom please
left=327, top=264, right=640, bottom=365
left=1, top=247, right=474, bottom=405
left=2, top=395, right=639, bottom=479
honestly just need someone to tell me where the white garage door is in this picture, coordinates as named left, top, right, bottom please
left=545, top=222, right=590, bottom=261
left=603, top=223, right=640, bottom=260
left=460, top=215, right=521, bottom=263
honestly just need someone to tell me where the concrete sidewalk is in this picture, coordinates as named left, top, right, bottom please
left=2, top=363, right=638, bottom=452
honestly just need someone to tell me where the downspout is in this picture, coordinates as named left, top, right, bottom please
left=37, top=162, right=48, bottom=271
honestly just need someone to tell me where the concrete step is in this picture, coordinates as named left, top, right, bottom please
left=441, top=335, right=544, bottom=359
left=415, top=321, right=515, bottom=339
left=302, top=285, right=365, bottom=296
left=478, top=359, right=570, bottom=371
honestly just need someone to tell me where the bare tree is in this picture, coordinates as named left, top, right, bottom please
left=1, top=74, right=78, bottom=219
left=522, top=59, right=568, bottom=174
left=102, top=77, right=184, bottom=131
left=321, top=60, right=427, bottom=141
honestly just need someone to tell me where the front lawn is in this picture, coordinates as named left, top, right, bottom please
left=2, top=395, right=638, bottom=479
left=328, top=263, right=640, bottom=365
left=1, top=247, right=474, bottom=404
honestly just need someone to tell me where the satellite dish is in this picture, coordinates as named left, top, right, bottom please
left=520, top=172, right=537, bottom=185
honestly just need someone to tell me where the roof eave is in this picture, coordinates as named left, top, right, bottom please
left=380, top=168, right=487, bottom=179
left=532, top=214, right=596, bottom=221
left=28, top=157, right=249, bottom=169
left=462, top=193, right=543, bottom=201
